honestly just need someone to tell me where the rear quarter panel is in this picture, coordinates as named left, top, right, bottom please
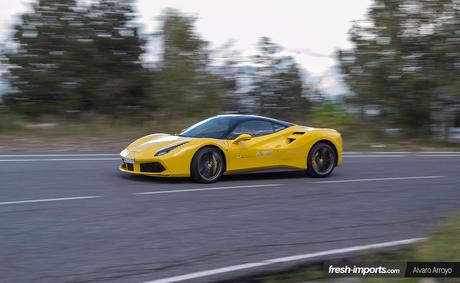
left=279, top=126, right=343, bottom=169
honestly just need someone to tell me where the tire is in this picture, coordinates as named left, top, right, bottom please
left=190, top=147, right=225, bottom=183
left=305, top=142, right=336, bottom=178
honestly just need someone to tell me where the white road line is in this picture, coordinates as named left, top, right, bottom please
left=0, top=158, right=119, bottom=162
left=1, top=152, right=457, bottom=157
left=144, top=238, right=425, bottom=283
left=417, top=154, right=460, bottom=157
left=0, top=196, right=101, bottom=205
left=416, top=151, right=460, bottom=154
left=344, top=155, right=407, bottom=157
left=2, top=154, right=458, bottom=162
left=0, top=152, right=457, bottom=159
left=312, top=175, right=444, bottom=184
left=0, top=154, right=118, bottom=157
left=344, top=151, right=460, bottom=154
left=345, top=151, right=412, bottom=154
left=135, top=184, right=282, bottom=195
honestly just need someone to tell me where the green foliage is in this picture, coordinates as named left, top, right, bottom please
left=262, top=213, right=460, bottom=283
left=263, top=266, right=324, bottom=283
left=153, top=9, right=232, bottom=118
left=2, top=0, right=149, bottom=118
left=339, top=0, right=460, bottom=138
left=1, top=2, right=311, bottom=123
left=0, top=113, right=24, bottom=132
left=3, top=0, right=82, bottom=116
left=2, top=0, right=460, bottom=140
left=251, top=37, right=308, bottom=120
left=310, top=100, right=351, bottom=129
left=361, top=213, right=460, bottom=283
left=78, top=0, right=150, bottom=116
left=415, top=214, right=460, bottom=261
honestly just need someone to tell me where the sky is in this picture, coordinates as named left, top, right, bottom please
left=137, top=0, right=372, bottom=75
left=0, top=0, right=372, bottom=93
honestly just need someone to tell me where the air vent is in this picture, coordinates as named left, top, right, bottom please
left=140, top=162, right=165, bottom=173
left=292, top=132, right=305, bottom=135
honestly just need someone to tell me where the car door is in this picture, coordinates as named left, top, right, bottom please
left=226, top=120, right=286, bottom=171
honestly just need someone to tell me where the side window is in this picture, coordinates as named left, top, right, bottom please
left=273, top=123, right=286, bottom=132
left=229, top=120, right=275, bottom=139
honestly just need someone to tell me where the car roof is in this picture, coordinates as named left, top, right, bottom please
left=213, top=114, right=294, bottom=127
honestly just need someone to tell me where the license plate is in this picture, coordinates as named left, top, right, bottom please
left=123, top=157, right=135, bottom=164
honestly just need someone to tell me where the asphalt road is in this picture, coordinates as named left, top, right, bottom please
left=1, top=152, right=460, bottom=283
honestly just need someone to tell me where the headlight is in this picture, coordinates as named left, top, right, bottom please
left=155, top=141, right=189, bottom=157
left=120, top=149, right=129, bottom=157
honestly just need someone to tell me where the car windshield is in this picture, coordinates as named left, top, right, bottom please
left=179, top=117, right=239, bottom=139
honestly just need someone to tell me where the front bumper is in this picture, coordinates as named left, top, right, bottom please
left=119, top=159, right=172, bottom=176
left=119, top=143, right=198, bottom=177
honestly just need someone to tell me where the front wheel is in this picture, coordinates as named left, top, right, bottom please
left=306, top=142, right=336, bottom=177
left=190, top=147, right=225, bottom=183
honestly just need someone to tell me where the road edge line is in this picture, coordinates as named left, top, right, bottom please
left=144, top=237, right=426, bottom=283
left=0, top=196, right=102, bottom=205
left=312, top=175, right=444, bottom=184
left=135, top=184, right=283, bottom=195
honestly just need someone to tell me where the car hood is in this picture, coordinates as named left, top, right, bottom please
left=122, top=134, right=192, bottom=156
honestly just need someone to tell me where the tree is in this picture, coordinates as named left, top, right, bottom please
left=2, top=0, right=150, bottom=118
left=420, top=0, right=460, bottom=138
left=3, top=0, right=83, bottom=116
left=338, top=0, right=460, bottom=138
left=153, top=9, right=229, bottom=118
left=251, top=37, right=307, bottom=120
left=83, top=0, right=150, bottom=116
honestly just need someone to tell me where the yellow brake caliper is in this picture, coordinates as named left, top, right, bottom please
left=312, top=151, right=319, bottom=169
left=212, top=154, right=218, bottom=175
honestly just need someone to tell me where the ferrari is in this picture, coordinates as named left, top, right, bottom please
left=119, top=115, right=343, bottom=183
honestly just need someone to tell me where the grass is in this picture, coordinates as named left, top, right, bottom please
left=259, top=214, right=460, bottom=283
left=0, top=113, right=24, bottom=132
left=359, top=215, right=460, bottom=283
left=0, top=113, right=459, bottom=152
left=0, top=114, right=201, bottom=152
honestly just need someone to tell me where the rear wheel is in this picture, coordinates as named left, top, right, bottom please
left=190, top=147, right=224, bottom=183
left=306, top=142, right=336, bottom=177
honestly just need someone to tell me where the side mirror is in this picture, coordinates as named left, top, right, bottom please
left=233, top=134, right=252, bottom=144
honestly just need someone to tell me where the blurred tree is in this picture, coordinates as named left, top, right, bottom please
left=310, top=99, right=351, bottom=130
left=2, top=0, right=149, bottom=118
left=154, top=9, right=231, bottom=118
left=339, top=0, right=460, bottom=138
left=211, top=41, right=240, bottom=113
left=83, top=0, right=150, bottom=116
left=3, top=0, right=83, bottom=116
left=251, top=37, right=307, bottom=120
left=420, top=0, right=460, bottom=139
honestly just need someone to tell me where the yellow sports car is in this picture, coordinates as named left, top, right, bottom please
left=120, top=115, right=342, bottom=183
